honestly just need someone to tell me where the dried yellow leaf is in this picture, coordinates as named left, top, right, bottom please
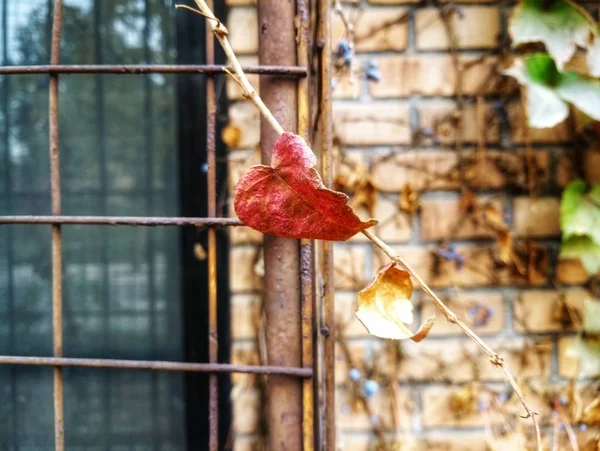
left=355, top=262, right=435, bottom=341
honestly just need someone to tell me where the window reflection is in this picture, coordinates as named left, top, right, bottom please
left=0, top=0, right=185, bottom=448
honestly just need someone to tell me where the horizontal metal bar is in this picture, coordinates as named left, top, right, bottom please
left=0, top=356, right=313, bottom=377
left=0, top=64, right=307, bottom=76
left=0, top=215, right=244, bottom=227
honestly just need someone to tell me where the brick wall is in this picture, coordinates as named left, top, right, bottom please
left=224, top=1, right=599, bottom=449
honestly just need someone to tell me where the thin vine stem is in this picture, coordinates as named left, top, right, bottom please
left=177, top=0, right=284, bottom=136
left=183, top=3, right=542, bottom=450
left=361, top=228, right=541, bottom=449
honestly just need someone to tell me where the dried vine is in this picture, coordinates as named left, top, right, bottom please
left=182, top=1, right=545, bottom=448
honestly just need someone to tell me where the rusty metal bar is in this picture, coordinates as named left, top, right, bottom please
left=318, top=0, right=336, bottom=448
left=0, top=215, right=242, bottom=227
left=49, top=1, right=65, bottom=450
left=258, top=0, right=303, bottom=448
left=296, top=0, right=316, bottom=450
left=205, top=1, right=219, bottom=448
left=0, top=64, right=307, bottom=76
left=0, top=356, right=313, bottom=377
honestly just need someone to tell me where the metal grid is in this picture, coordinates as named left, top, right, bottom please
left=0, top=0, right=335, bottom=450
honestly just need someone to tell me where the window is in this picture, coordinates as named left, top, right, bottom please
left=0, top=0, right=231, bottom=448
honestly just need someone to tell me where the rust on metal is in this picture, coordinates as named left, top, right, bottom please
left=258, top=0, right=303, bottom=449
left=0, top=64, right=308, bottom=76
left=49, top=1, right=65, bottom=450
left=0, top=215, right=243, bottom=227
left=0, top=356, right=313, bottom=377
left=0, top=1, right=330, bottom=449
left=297, top=0, right=316, bottom=449
left=205, top=1, right=219, bottom=448
left=318, top=0, right=336, bottom=447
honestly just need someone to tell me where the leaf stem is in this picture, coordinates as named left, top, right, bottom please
left=361, top=228, right=542, bottom=450
left=182, top=0, right=284, bottom=136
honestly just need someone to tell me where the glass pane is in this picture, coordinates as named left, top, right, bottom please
left=0, top=0, right=184, bottom=449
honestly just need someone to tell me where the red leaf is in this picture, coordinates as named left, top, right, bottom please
left=234, top=132, right=377, bottom=241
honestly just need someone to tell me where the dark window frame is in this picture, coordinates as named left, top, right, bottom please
left=176, top=1, right=232, bottom=448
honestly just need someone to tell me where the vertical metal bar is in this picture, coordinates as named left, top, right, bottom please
left=205, top=0, right=219, bottom=449
left=257, top=0, right=303, bottom=449
left=296, top=0, right=316, bottom=450
left=49, top=1, right=65, bottom=450
left=2, top=0, right=18, bottom=447
left=318, top=0, right=335, bottom=448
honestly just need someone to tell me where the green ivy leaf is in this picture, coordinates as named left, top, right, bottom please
left=504, top=56, right=568, bottom=127
left=525, top=52, right=562, bottom=86
left=509, top=0, right=594, bottom=71
left=560, top=180, right=600, bottom=244
left=560, top=236, right=600, bottom=275
left=584, top=299, right=600, bottom=334
left=504, top=55, right=600, bottom=128
left=557, top=72, right=600, bottom=122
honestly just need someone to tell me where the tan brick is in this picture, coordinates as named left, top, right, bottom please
left=334, top=292, right=367, bottom=337
left=227, top=7, right=258, bottom=55
left=382, top=244, right=548, bottom=288
left=370, top=151, right=459, bottom=193
left=333, top=72, right=362, bottom=99
left=337, top=336, right=550, bottom=385
left=556, top=429, right=600, bottom=451
left=370, top=196, right=412, bottom=243
left=464, top=151, right=550, bottom=191
left=422, top=291, right=504, bottom=336
left=369, top=55, right=501, bottom=98
left=231, top=294, right=262, bottom=340
left=418, top=101, right=500, bottom=144
left=333, top=7, right=409, bottom=52
left=232, top=388, right=262, bottom=434
left=416, top=337, right=550, bottom=381
left=230, top=225, right=262, bottom=245
left=420, top=196, right=502, bottom=240
left=557, top=145, right=600, bottom=187
left=420, top=434, right=489, bottom=451
left=491, top=337, right=553, bottom=380
left=558, top=336, right=600, bottom=378
left=337, top=386, right=413, bottom=431
left=513, top=197, right=560, bottom=238
left=333, top=101, right=411, bottom=145
left=421, top=385, right=502, bottom=428
left=422, top=382, right=551, bottom=429
left=228, top=101, right=260, bottom=149
left=333, top=244, right=369, bottom=290
left=231, top=342, right=260, bottom=387
left=227, top=55, right=259, bottom=100
left=368, top=0, right=419, bottom=4
left=335, top=340, right=385, bottom=385
left=339, top=436, right=427, bottom=451
left=556, top=257, right=590, bottom=285
left=231, top=437, right=257, bottom=451
left=370, top=149, right=548, bottom=193
left=508, top=102, right=570, bottom=143
left=415, top=7, right=501, bottom=50
left=228, top=149, right=260, bottom=192
left=582, top=145, right=600, bottom=184
left=230, top=245, right=263, bottom=293
left=514, top=288, right=590, bottom=333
